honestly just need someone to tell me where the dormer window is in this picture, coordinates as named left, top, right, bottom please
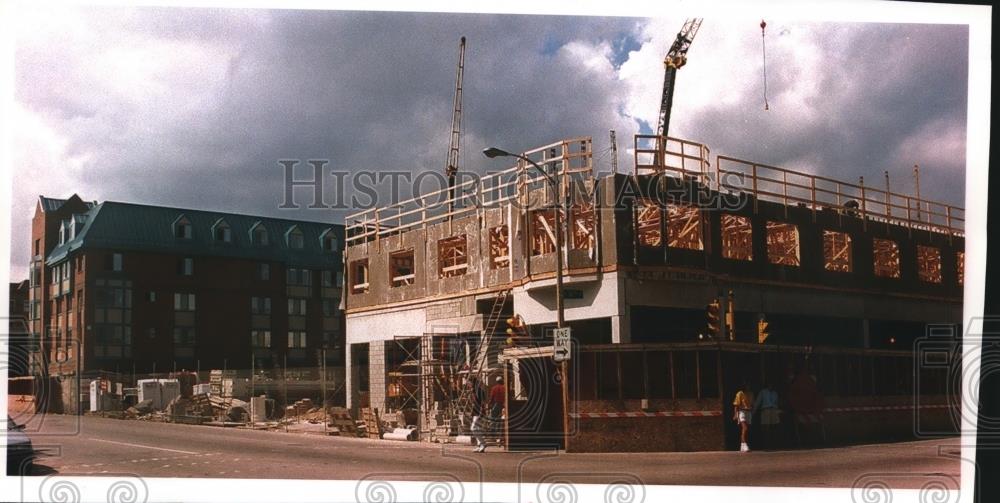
left=286, top=226, right=304, bottom=249
left=59, top=220, right=69, bottom=245
left=212, top=218, right=232, bottom=243
left=249, top=222, right=269, bottom=246
left=320, top=228, right=338, bottom=252
left=173, top=215, right=193, bottom=239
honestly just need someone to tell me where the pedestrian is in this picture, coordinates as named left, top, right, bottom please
left=732, top=380, right=754, bottom=452
left=477, top=375, right=506, bottom=452
left=753, top=381, right=779, bottom=449
left=469, top=376, right=488, bottom=453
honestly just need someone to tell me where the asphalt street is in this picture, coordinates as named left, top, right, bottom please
left=18, top=414, right=961, bottom=488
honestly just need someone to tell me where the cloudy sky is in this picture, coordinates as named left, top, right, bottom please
left=8, top=5, right=970, bottom=279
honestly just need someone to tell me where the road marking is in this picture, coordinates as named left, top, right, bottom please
left=91, top=439, right=199, bottom=455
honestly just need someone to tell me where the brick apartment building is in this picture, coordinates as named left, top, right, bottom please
left=26, top=195, right=345, bottom=378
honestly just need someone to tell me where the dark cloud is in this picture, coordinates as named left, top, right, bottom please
left=9, top=8, right=970, bottom=279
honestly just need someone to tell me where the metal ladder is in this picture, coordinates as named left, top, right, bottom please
left=449, top=289, right=511, bottom=431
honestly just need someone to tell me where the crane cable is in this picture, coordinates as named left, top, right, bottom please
left=761, top=19, right=769, bottom=111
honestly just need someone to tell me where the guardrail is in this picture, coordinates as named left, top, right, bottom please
left=345, top=137, right=593, bottom=247
left=715, top=155, right=964, bottom=237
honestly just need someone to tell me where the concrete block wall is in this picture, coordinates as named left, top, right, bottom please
left=368, top=341, right=386, bottom=413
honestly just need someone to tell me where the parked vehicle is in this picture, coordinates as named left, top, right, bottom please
left=6, top=416, right=34, bottom=475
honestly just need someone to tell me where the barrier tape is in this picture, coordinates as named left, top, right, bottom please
left=570, top=404, right=954, bottom=420
left=569, top=411, right=721, bottom=418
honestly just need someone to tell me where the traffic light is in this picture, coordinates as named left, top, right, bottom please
left=757, top=317, right=770, bottom=344
left=505, top=315, right=526, bottom=346
left=706, top=300, right=721, bottom=337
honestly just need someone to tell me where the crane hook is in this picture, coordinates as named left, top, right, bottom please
left=760, top=19, right=769, bottom=111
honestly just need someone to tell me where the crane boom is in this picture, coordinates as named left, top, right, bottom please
left=446, top=36, right=466, bottom=200
left=656, top=18, right=702, bottom=139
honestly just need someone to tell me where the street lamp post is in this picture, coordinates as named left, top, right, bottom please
left=483, top=147, right=565, bottom=328
left=484, top=146, right=570, bottom=451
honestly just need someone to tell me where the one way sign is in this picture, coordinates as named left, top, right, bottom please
left=553, top=327, right=571, bottom=362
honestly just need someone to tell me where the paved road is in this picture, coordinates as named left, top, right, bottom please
left=19, top=415, right=960, bottom=488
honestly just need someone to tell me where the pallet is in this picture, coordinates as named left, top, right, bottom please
left=360, top=407, right=383, bottom=439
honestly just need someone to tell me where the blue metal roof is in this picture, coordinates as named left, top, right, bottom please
left=45, top=200, right=343, bottom=268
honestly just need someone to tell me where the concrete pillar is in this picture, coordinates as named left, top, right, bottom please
left=611, top=312, right=631, bottom=344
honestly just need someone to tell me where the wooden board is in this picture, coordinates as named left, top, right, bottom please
left=361, top=407, right=382, bottom=439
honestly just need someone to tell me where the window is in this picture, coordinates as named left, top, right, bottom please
left=286, top=268, right=311, bottom=286
left=251, top=330, right=271, bottom=348
left=570, top=204, right=595, bottom=251
left=94, top=325, right=132, bottom=358
left=489, top=225, right=510, bottom=268
left=258, top=263, right=270, bottom=281
left=173, top=327, right=196, bottom=346
left=173, top=293, right=196, bottom=311
left=34, top=239, right=40, bottom=256
left=823, top=230, right=852, bottom=272
left=147, top=291, right=156, bottom=302
left=957, top=251, right=965, bottom=285
left=322, top=270, right=334, bottom=287
left=917, top=245, right=942, bottom=283
left=351, top=259, right=370, bottom=293
left=287, top=298, right=307, bottom=316
left=438, top=236, right=468, bottom=278
left=721, top=214, right=753, bottom=261
left=335, top=271, right=344, bottom=287
left=212, top=219, right=232, bottom=242
left=251, top=296, right=272, bottom=315
left=873, top=238, right=900, bottom=278
left=322, top=299, right=337, bottom=317
left=530, top=210, right=558, bottom=255
left=250, top=222, right=269, bottom=246
left=173, top=215, right=192, bottom=239
left=766, top=221, right=800, bottom=266
left=178, top=257, right=194, bottom=276
left=635, top=198, right=661, bottom=248
left=288, top=331, right=307, bottom=349
left=667, top=203, right=704, bottom=250
left=286, top=226, right=304, bottom=249
left=106, top=253, right=123, bottom=272
left=390, top=249, right=416, bottom=286
left=320, top=228, right=338, bottom=252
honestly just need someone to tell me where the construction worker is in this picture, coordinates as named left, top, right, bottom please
left=732, top=380, right=754, bottom=453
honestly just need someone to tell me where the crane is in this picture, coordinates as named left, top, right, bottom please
left=446, top=36, right=466, bottom=213
left=656, top=18, right=702, bottom=150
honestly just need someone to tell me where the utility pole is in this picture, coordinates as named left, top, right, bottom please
left=914, top=164, right=922, bottom=222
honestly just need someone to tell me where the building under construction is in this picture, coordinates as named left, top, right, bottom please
left=343, top=133, right=964, bottom=451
